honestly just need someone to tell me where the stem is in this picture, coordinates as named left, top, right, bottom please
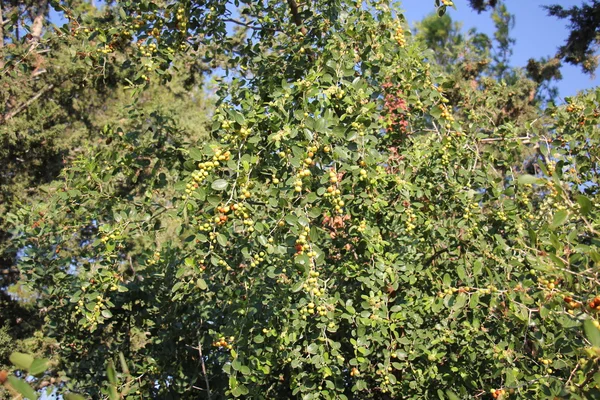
left=198, top=337, right=212, bottom=400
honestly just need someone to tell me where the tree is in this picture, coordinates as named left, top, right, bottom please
left=467, top=0, right=600, bottom=75
left=0, top=1, right=213, bottom=394
left=5, top=0, right=600, bottom=399
left=545, top=1, right=600, bottom=74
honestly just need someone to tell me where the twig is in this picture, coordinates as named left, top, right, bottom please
left=2, top=83, right=54, bottom=122
left=479, top=136, right=532, bottom=144
left=222, top=18, right=278, bottom=32
left=578, top=364, right=598, bottom=389
left=198, top=337, right=212, bottom=399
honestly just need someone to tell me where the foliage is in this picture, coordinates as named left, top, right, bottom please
left=5, top=0, right=600, bottom=399
left=466, top=0, right=600, bottom=75
left=545, top=1, right=600, bottom=74
left=0, top=1, right=214, bottom=373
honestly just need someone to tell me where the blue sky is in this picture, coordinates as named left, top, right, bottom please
left=400, top=0, right=600, bottom=101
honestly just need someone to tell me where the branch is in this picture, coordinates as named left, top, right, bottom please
left=479, top=136, right=532, bottom=144
left=424, top=247, right=449, bottom=267
left=2, top=84, right=54, bottom=122
left=287, top=0, right=307, bottom=35
left=193, top=332, right=212, bottom=400
left=223, top=17, right=259, bottom=30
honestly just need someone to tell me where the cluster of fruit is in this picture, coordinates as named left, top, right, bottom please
left=323, top=170, right=345, bottom=214
left=298, top=301, right=329, bottom=319
left=295, top=226, right=312, bottom=255
left=302, top=270, right=324, bottom=296
left=249, top=252, right=266, bottom=268
left=483, top=250, right=503, bottom=264
left=237, top=126, right=252, bottom=139
left=588, top=295, right=600, bottom=311
left=351, top=121, right=366, bottom=136
left=294, top=168, right=312, bottom=192
left=137, top=42, right=157, bottom=57
left=538, top=276, right=560, bottom=291
left=358, top=168, right=368, bottom=182
left=324, top=86, right=345, bottom=100
left=146, top=250, right=162, bottom=266
left=490, top=388, right=507, bottom=399
left=462, top=202, right=480, bottom=220
left=404, top=207, right=417, bottom=233
left=100, top=229, right=122, bottom=243
left=213, top=336, right=234, bottom=349
left=496, top=210, right=508, bottom=222
left=437, top=285, right=498, bottom=298
left=394, top=25, right=405, bottom=47
left=357, top=219, right=367, bottom=233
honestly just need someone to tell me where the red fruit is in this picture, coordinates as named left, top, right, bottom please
left=0, top=370, right=7, bottom=384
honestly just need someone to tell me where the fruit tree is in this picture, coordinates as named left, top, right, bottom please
left=5, top=0, right=600, bottom=399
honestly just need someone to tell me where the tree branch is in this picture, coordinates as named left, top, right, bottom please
left=222, top=18, right=279, bottom=32
left=223, top=17, right=258, bottom=29
left=287, top=0, right=307, bottom=35
left=2, top=84, right=54, bottom=123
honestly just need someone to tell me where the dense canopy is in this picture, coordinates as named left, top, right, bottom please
left=2, top=1, right=600, bottom=399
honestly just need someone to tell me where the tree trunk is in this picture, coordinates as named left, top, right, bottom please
left=287, top=0, right=307, bottom=35
left=0, top=0, right=4, bottom=50
left=30, top=0, right=48, bottom=43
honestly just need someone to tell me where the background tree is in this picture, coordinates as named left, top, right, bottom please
left=0, top=1, right=214, bottom=392
left=467, top=0, right=600, bottom=75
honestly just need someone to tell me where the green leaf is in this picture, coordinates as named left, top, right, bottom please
left=456, top=265, right=466, bottom=281
left=291, top=281, right=303, bottom=293
left=28, top=358, right=49, bottom=377
left=217, top=233, right=228, bottom=247
left=239, top=366, right=251, bottom=375
left=231, top=384, right=249, bottom=397
left=101, top=309, right=113, bottom=319
left=518, top=174, right=542, bottom=185
left=211, top=179, right=228, bottom=191
left=64, top=394, right=87, bottom=400
left=107, top=361, right=117, bottom=385
left=108, top=385, right=119, bottom=400
left=584, top=319, right=600, bottom=347
left=118, top=352, right=129, bottom=375
left=446, top=390, right=460, bottom=400
left=189, top=148, right=203, bottom=161
left=9, top=352, right=34, bottom=371
left=550, top=210, right=568, bottom=228
left=576, top=195, right=592, bottom=216
left=196, top=278, right=208, bottom=290
left=7, top=376, right=38, bottom=400
left=284, top=214, right=298, bottom=225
